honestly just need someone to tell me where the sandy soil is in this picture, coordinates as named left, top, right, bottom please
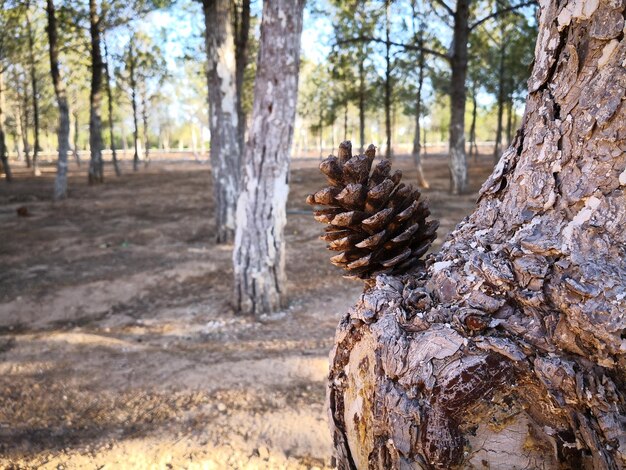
left=0, top=153, right=495, bottom=469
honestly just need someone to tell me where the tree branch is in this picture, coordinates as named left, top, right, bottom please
left=469, top=0, right=537, bottom=31
left=336, top=36, right=450, bottom=61
left=432, top=0, right=454, bottom=16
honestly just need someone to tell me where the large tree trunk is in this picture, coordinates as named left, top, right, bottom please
left=88, top=0, right=104, bottom=184
left=233, top=0, right=305, bottom=315
left=202, top=0, right=241, bottom=244
left=328, top=1, right=626, bottom=468
left=0, top=71, right=13, bottom=183
left=448, top=0, right=470, bottom=194
left=46, top=0, right=71, bottom=200
left=234, top=0, right=250, bottom=152
left=26, top=0, right=41, bottom=176
left=103, top=35, right=120, bottom=176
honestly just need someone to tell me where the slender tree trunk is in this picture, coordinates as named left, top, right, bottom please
left=319, top=110, right=324, bottom=159
left=343, top=102, right=348, bottom=141
left=0, top=72, right=13, bottom=182
left=448, top=0, right=470, bottom=194
left=493, top=28, right=506, bottom=163
left=72, top=110, right=81, bottom=166
left=384, top=0, right=392, bottom=159
left=329, top=1, right=626, bottom=468
left=141, top=89, right=149, bottom=165
left=412, top=35, right=428, bottom=188
left=88, top=0, right=104, bottom=183
left=26, top=1, right=41, bottom=176
left=234, top=0, right=250, bottom=152
left=469, top=82, right=478, bottom=162
left=46, top=0, right=70, bottom=200
left=103, top=35, right=120, bottom=176
left=20, top=84, right=32, bottom=168
left=129, top=41, right=140, bottom=172
left=358, top=56, right=366, bottom=153
left=233, top=0, right=305, bottom=315
left=506, top=96, right=513, bottom=145
left=202, top=0, right=241, bottom=243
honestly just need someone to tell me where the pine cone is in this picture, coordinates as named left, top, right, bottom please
left=307, top=141, right=439, bottom=280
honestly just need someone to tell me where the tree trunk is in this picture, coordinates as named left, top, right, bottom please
left=129, top=41, right=140, bottom=172
left=0, top=72, right=13, bottom=183
left=233, top=0, right=305, bottom=315
left=344, top=102, right=348, bottom=141
left=26, top=0, right=41, bottom=176
left=72, top=110, right=81, bottom=166
left=493, top=28, right=506, bottom=163
left=328, top=1, right=626, bottom=468
left=234, top=0, right=250, bottom=152
left=358, top=56, right=365, bottom=153
left=103, top=35, right=120, bottom=176
left=88, top=0, right=104, bottom=184
left=506, top=96, right=514, bottom=145
left=20, top=83, right=32, bottom=168
left=384, top=0, right=392, bottom=159
left=202, top=0, right=241, bottom=244
left=469, top=82, right=478, bottom=162
left=448, top=0, right=470, bottom=194
left=141, top=88, right=149, bottom=165
left=46, top=0, right=71, bottom=200
left=412, top=35, right=428, bottom=189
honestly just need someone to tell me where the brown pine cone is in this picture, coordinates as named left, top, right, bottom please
left=306, top=141, right=438, bottom=280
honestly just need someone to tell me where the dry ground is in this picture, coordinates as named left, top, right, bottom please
left=0, top=153, right=495, bottom=469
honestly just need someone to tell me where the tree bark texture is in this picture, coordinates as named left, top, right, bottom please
left=46, top=0, right=71, bottom=200
left=448, top=0, right=470, bottom=195
left=103, top=36, right=120, bottom=176
left=233, top=0, right=305, bottom=315
left=203, top=0, right=241, bottom=244
left=88, top=0, right=104, bottom=184
left=234, top=0, right=250, bottom=152
left=329, top=1, right=626, bottom=468
left=26, top=1, right=40, bottom=176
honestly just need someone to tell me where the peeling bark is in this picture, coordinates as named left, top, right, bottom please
left=233, top=0, right=305, bottom=315
left=202, top=0, right=241, bottom=244
left=329, top=1, right=626, bottom=468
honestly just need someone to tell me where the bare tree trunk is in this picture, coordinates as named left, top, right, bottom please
left=72, top=109, right=81, bottom=166
left=506, top=96, right=514, bottom=145
left=88, top=0, right=104, bottom=183
left=202, top=0, right=241, bottom=243
left=343, top=102, right=348, bottom=141
left=358, top=56, right=365, bottom=153
left=411, top=33, right=428, bottom=189
left=26, top=0, right=41, bottom=176
left=129, top=41, right=140, bottom=172
left=234, top=0, right=250, bottom=152
left=448, top=0, right=469, bottom=194
left=469, top=81, right=479, bottom=162
left=493, top=27, right=506, bottom=163
left=103, top=35, right=120, bottom=176
left=46, top=0, right=70, bottom=200
left=0, top=71, right=13, bottom=182
left=20, top=82, right=32, bottom=168
left=384, top=0, right=392, bottom=159
left=329, top=2, right=626, bottom=468
left=141, top=89, right=149, bottom=165
left=233, top=0, right=305, bottom=315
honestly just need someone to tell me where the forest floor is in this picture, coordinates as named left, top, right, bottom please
left=0, top=153, right=495, bottom=469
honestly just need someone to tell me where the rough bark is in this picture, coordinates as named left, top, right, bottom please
left=233, top=0, right=305, bottom=315
left=88, top=0, right=104, bottom=184
left=411, top=33, right=429, bottom=189
left=329, top=1, right=626, bottom=468
left=0, top=71, right=12, bottom=183
left=448, top=0, right=470, bottom=194
left=46, top=0, right=71, bottom=200
left=202, top=0, right=241, bottom=243
left=26, top=0, right=40, bottom=176
left=103, top=36, right=120, bottom=176
left=234, top=0, right=250, bottom=152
